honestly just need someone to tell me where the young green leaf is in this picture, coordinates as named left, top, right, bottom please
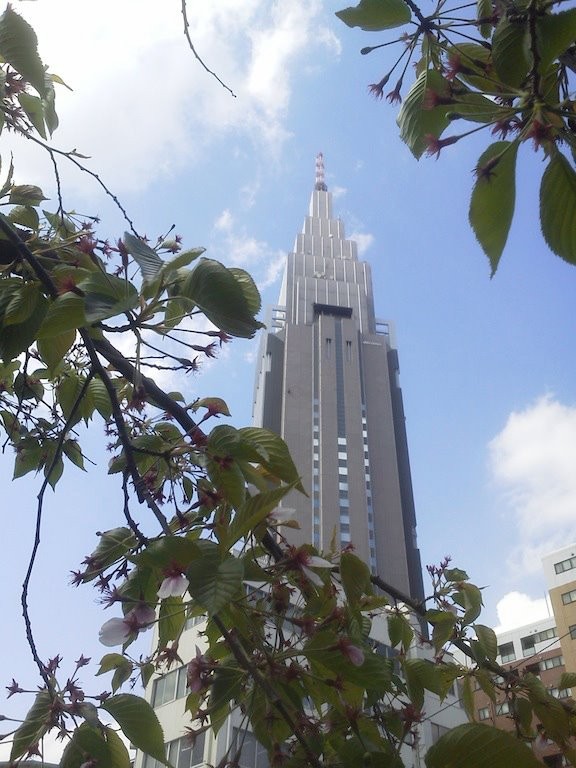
left=0, top=7, right=47, bottom=97
left=336, top=0, right=411, bottom=30
left=469, top=141, right=518, bottom=275
left=426, top=723, right=543, bottom=768
left=540, top=152, right=576, bottom=265
left=397, top=69, right=452, bottom=158
left=101, top=694, right=168, bottom=766
left=10, top=690, right=52, bottom=761
left=186, top=543, right=244, bottom=615
left=123, top=232, right=163, bottom=281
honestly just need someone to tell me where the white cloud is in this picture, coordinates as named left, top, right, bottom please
left=211, top=212, right=284, bottom=291
left=331, top=185, right=347, bottom=200
left=350, top=231, right=374, bottom=256
left=489, top=395, right=576, bottom=575
left=215, top=209, right=234, bottom=231
left=494, top=591, right=551, bottom=633
left=9, top=1, right=338, bottom=196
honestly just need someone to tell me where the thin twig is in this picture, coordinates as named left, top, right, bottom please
left=22, top=372, right=94, bottom=689
left=181, top=0, right=237, bottom=98
left=212, top=615, right=323, bottom=768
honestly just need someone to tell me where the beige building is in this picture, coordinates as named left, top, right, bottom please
left=542, top=545, right=576, bottom=675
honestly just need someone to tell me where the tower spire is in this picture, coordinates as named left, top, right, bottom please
left=314, top=152, right=327, bottom=191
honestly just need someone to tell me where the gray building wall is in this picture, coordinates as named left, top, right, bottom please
left=253, top=180, right=425, bottom=603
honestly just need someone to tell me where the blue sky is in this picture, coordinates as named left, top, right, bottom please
left=1, top=0, right=576, bottom=757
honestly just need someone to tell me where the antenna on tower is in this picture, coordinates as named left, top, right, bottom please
left=315, top=153, right=327, bottom=191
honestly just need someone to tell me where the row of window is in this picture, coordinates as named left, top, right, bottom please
left=479, top=688, right=573, bottom=721
left=554, top=555, right=576, bottom=574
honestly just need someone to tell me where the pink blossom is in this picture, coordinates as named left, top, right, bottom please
left=294, top=549, right=334, bottom=587
left=338, top=637, right=365, bottom=667
left=158, top=572, right=189, bottom=599
left=187, top=647, right=212, bottom=693
left=99, top=604, right=156, bottom=647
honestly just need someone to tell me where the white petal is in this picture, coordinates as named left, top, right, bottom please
left=306, top=555, right=333, bottom=569
left=99, top=617, right=130, bottom=647
left=157, top=574, right=189, bottom=599
left=302, top=565, right=325, bottom=588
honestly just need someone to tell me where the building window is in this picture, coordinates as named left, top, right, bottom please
left=325, top=338, right=332, bottom=359
left=540, top=655, right=564, bottom=671
left=496, top=701, right=510, bottom=715
left=185, top=614, right=205, bottom=631
left=569, top=625, right=576, bottom=640
left=497, top=642, right=516, bottom=663
left=431, top=723, right=449, bottom=744
left=143, top=733, right=206, bottom=768
left=549, top=687, right=572, bottom=699
left=521, top=628, right=556, bottom=656
left=232, top=728, right=270, bottom=768
left=562, top=589, right=576, bottom=605
left=152, top=666, right=188, bottom=707
left=554, top=556, right=576, bottom=574
left=478, top=707, right=490, bottom=721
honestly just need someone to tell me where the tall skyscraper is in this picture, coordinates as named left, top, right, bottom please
left=253, top=155, right=425, bottom=603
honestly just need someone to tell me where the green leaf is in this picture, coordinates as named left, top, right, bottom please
left=101, top=694, right=168, bottom=766
left=79, top=271, right=139, bottom=323
left=444, top=568, right=469, bottom=581
left=238, top=427, right=305, bottom=492
left=60, top=723, right=131, bottom=768
left=336, top=0, right=411, bottom=31
left=492, top=17, right=530, bottom=88
left=186, top=543, right=244, bottom=615
left=431, top=615, right=457, bottom=652
left=537, top=9, right=576, bottom=72
left=18, top=92, right=46, bottom=139
left=63, top=439, right=85, bottom=470
left=210, top=663, right=245, bottom=713
left=0, top=293, right=48, bottom=362
left=404, top=658, right=441, bottom=709
left=540, top=152, right=576, bottom=264
left=228, top=267, right=262, bottom=316
left=123, top=232, right=163, bottom=282
left=57, top=373, right=86, bottom=426
left=161, top=247, right=205, bottom=274
left=387, top=612, right=414, bottom=650
left=0, top=7, right=47, bottom=97
left=158, top=595, right=186, bottom=647
left=88, top=376, right=113, bottom=420
left=10, top=690, right=52, bottom=761
left=4, top=281, right=42, bottom=325
left=180, top=258, right=264, bottom=338
left=37, top=329, right=76, bottom=374
left=397, top=69, right=452, bottom=159
left=474, top=624, right=497, bottom=662
left=477, top=0, right=492, bottom=38
left=9, top=184, right=47, bottom=207
left=305, top=631, right=392, bottom=693
left=9, top=204, right=40, bottom=229
left=97, top=653, right=130, bottom=675
left=228, top=483, right=294, bottom=547
left=83, top=527, right=138, bottom=581
left=37, top=293, right=86, bottom=338
left=13, top=440, right=42, bottom=479
left=340, top=551, right=371, bottom=607
left=558, top=671, right=576, bottom=689
left=425, top=723, right=543, bottom=768
left=469, top=141, right=519, bottom=275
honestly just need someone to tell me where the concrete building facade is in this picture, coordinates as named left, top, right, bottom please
left=472, top=544, right=576, bottom=767
left=253, top=154, right=425, bottom=602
